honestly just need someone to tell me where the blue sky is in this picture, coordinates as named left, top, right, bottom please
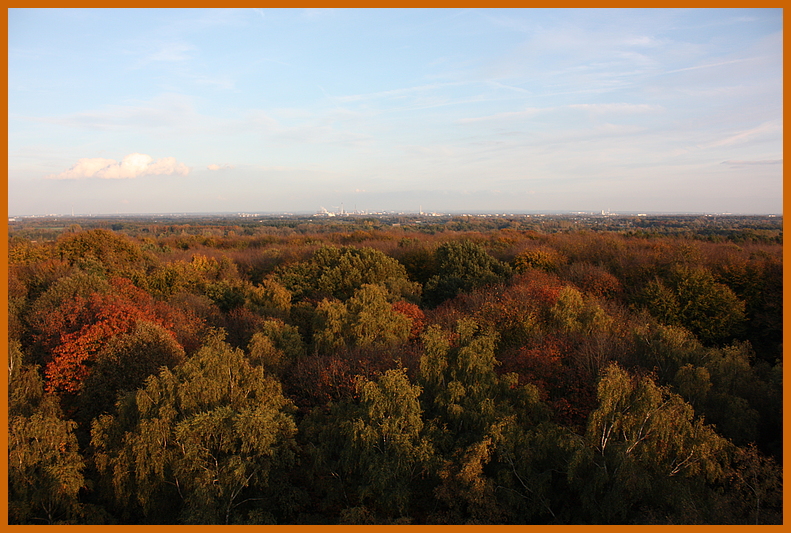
left=8, top=8, right=783, bottom=215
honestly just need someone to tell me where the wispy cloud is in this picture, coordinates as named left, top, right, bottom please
left=336, top=82, right=469, bottom=104
left=567, top=103, right=663, bottom=114
left=207, top=163, right=235, bottom=170
left=33, top=93, right=201, bottom=132
left=699, top=120, right=781, bottom=149
left=721, top=159, right=782, bottom=167
left=661, top=57, right=754, bottom=75
left=457, top=107, right=545, bottom=124
left=147, top=41, right=195, bottom=62
left=47, top=153, right=189, bottom=179
left=458, top=103, right=661, bottom=124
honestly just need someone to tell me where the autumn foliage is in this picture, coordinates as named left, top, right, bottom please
left=7, top=215, right=783, bottom=525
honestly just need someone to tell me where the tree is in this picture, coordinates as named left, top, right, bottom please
left=274, top=245, right=419, bottom=302
left=247, top=319, right=306, bottom=376
left=423, top=240, right=511, bottom=306
left=55, top=228, right=152, bottom=280
left=346, top=284, right=412, bottom=350
left=568, top=364, right=731, bottom=523
left=512, top=247, right=566, bottom=274
left=76, top=320, right=186, bottom=425
left=631, top=321, right=707, bottom=383
left=562, top=261, right=622, bottom=299
left=549, top=286, right=612, bottom=336
left=391, top=300, right=426, bottom=340
left=91, top=331, right=298, bottom=524
left=41, top=278, right=183, bottom=398
left=637, top=265, right=746, bottom=344
left=299, top=368, right=433, bottom=522
left=8, top=348, right=86, bottom=524
left=349, top=368, right=433, bottom=517
left=313, top=284, right=412, bottom=353
left=418, top=319, right=551, bottom=523
left=724, top=444, right=783, bottom=524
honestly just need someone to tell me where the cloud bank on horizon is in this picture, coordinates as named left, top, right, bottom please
left=8, top=8, right=783, bottom=215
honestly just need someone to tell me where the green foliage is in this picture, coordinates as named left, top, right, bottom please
left=313, top=284, right=412, bottom=352
left=8, top=358, right=86, bottom=524
left=350, top=368, right=433, bottom=516
left=418, top=320, right=553, bottom=523
left=637, top=265, right=746, bottom=344
left=247, top=319, right=305, bottom=375
left=489, top=420, right=581, bottom=523
left=346, top=284, right=412, bottom=349
left=631, top=321, right=707, bottom=382
left=205, top=279, right=247, bottom=312
left=298, top=368, right=433, bottom=521
left=146, top=260, right=205, bottom=300
left=245, top=278, right=292, bottom=317
left=569, top=364, right=731, bottom=523
left=419, top=319, right=548, bottom=451
left=549, top=286, right=612, bottom=335
left=275, top=245, right=419, bottom=302
left=695, top=342, right=762, bottom=446
left=424, top=240, right=511, bottom=306
left=91, top=331, right=298, bottom=524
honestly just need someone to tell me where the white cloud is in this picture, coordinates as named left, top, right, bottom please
left=47, top=153, right=189, bottom=180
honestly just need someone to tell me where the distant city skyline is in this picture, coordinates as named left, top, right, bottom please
left=8, top=8, right=783, bottom=216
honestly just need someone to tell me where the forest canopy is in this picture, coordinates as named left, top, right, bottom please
left=7, top=213, right=783, bottom=524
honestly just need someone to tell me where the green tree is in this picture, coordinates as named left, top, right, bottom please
left=424, top=240, right=511, bottom=306
left=8, top=344, right=86, bottom=524
left=247, top=319, right=305, bottom=376
left=631, top=321, right=708, bottom=383
left=313, top=284, right=412, bottom=353
left=638, top=265, right=746, bottom=344
left=549, top=286, right=612, bottom=335
left=300, top=368, right=432, bottom=523
left=91, top=331, right=298, bottom=524
left=418, top=319, right=550, bottom=523
left=349, top=368, right=433, bottom=517
left=568, top=364, right=731, bottom=523
left=275, top=246, right=419, bottom=302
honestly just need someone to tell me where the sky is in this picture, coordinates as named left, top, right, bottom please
left=8, top=8, right=784, bottom=216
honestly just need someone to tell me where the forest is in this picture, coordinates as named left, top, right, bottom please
left=7, top=213, right=783, bottom=524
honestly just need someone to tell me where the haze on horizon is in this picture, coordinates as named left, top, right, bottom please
left=8, top=8, right=783, bottom=216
